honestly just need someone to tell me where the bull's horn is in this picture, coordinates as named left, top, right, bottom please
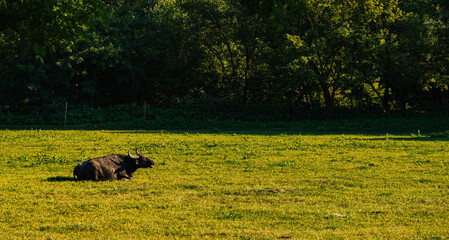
left=136, top=149, right=143, bottom=156
left=128, top=150, right=139, bottom=159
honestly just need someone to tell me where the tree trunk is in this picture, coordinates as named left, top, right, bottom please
left=382, top=78, right=391, bottom=112
left=242, top=51, right=251, bottom=105
left=322, top=88, right=335, bottom=112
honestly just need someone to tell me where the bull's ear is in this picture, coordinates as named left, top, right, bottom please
left=135, top=159, right=139, bottom=165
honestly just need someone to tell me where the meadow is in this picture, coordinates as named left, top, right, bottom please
left=0, top=128, right=448, bottom=239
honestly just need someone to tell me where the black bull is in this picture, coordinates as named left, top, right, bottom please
left=74, top=150, right=155, bottom=181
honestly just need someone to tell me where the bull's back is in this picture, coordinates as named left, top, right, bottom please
left=74, top=156, right=122, bottom=181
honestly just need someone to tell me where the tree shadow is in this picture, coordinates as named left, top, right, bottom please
left=364, top=136, right=449, bottom=142
left=45, top=176, right=76, bottom=182
left=2, top=118, right=449, bottom=138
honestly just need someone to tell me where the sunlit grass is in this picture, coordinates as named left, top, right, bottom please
left=0, top=129, right=448, bottom=239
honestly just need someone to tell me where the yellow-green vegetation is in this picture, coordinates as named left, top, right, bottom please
left=0, top=129, right=448, bottom=239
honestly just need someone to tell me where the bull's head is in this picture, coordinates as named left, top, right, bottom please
left=128, top=149, right=155, bottom=168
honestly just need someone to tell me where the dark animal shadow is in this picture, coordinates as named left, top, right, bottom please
left=45, top=176, right=76, bottom=182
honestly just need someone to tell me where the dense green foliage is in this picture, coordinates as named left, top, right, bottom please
left=1, top=0, right=449, bottom=114
left=0, top=129, right=448, bottom=239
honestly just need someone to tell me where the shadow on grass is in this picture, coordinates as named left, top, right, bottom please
left=1, top=116, right=449, bottom=138
left=365, top=136, right=449, bottom=142
left=46, top=176, right=76, bottom=182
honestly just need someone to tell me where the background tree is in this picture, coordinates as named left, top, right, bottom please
left=1, top=0, right=448, bottom=116
left=0, top=0, right=104, bottom=110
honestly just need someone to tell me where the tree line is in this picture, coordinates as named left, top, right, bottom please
left=1, top=0, right=448, bottom=115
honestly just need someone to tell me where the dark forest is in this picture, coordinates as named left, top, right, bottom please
left=1, top=0, right=449, bottom=117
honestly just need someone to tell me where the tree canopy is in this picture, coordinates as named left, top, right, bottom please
left=1, top=0, right=448, bottom=115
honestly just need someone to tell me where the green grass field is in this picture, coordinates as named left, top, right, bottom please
left=0, top=129, right=448, bottom=239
